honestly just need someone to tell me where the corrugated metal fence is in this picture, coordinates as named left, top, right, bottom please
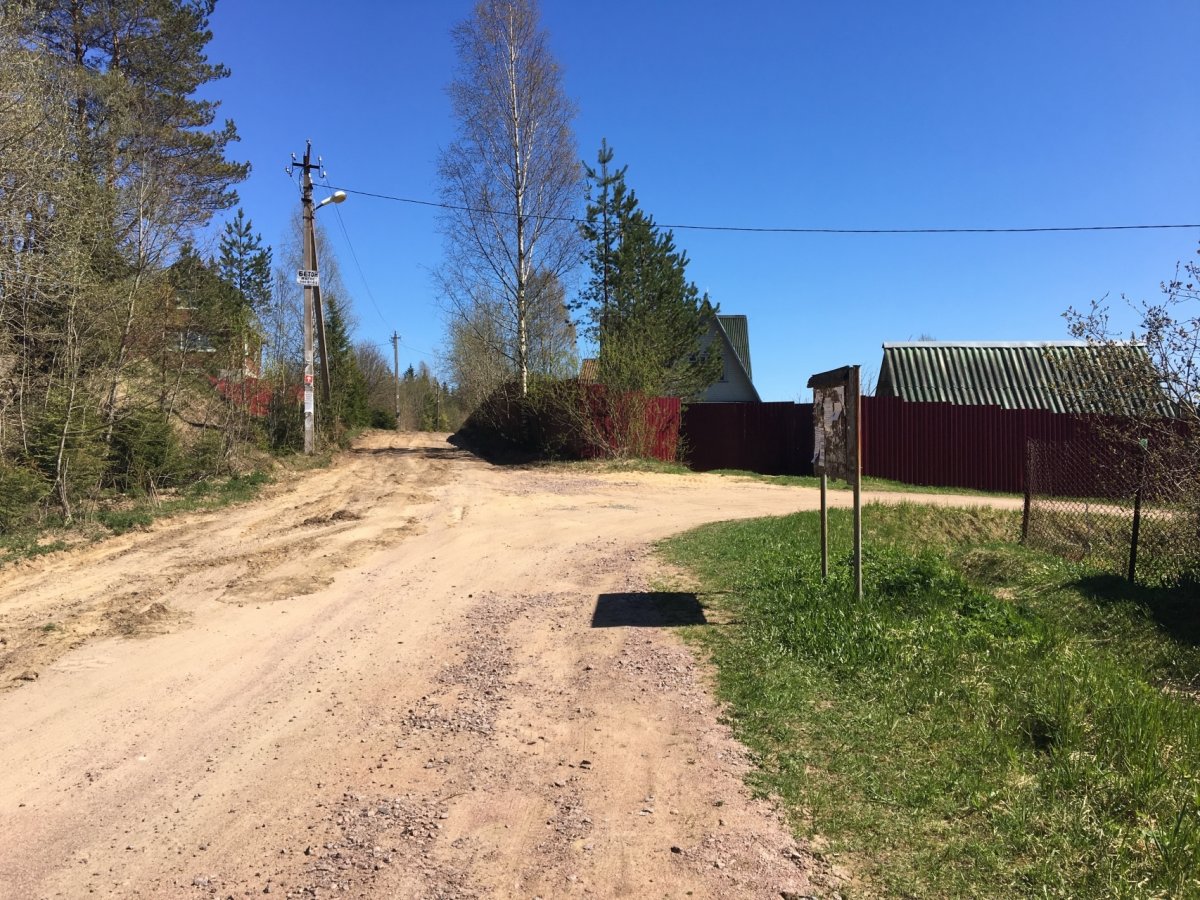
left=681, top=397, right=1114, bottom=492
left=861, top=396, right=1098, bottom=493
left=681, top=402, right=813, bottom=475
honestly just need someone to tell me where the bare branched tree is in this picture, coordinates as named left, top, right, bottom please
left=1064, top=244, right=1200, bottom=558
left=437, top=0, right=582, bottom=397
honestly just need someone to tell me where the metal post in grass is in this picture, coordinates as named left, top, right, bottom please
left=1021, top=440, right=1033, bottom=543
left=1128, top=437, right=1149, bottom=584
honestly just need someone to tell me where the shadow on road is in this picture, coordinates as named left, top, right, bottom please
left=591, top=592, right=708, bottom=628
left=350, top=445, right=474, bottom=461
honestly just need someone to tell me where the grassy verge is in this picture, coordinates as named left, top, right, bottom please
left=708, top=469, right=1021, bottom=498
left=0, top=453, right=334, bottom=567
left=539, top=457, right=692, bottom=476
left=661, top=503, right=1200, bottom=898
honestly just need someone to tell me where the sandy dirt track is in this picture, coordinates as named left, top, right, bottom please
left=0, top=432, right=1021, bottom=899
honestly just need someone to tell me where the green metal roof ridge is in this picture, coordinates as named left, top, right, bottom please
left=716, top=315, right=752, bottom=382
left=878, top=342, right=1166, bottom=415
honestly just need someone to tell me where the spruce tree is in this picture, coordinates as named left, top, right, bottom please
left=321, top=294, right=369, bottom=431
left=218, top=209, right=272, bottom=314
left=577, top=141, right=721, bottom=399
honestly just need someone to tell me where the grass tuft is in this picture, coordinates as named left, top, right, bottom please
left=707, top=469, right=1021, bottom=498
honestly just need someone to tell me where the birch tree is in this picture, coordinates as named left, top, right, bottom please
left=437, top=0, right=582, bottom=397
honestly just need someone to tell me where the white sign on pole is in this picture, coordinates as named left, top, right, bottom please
left=296, top=269, right=319, bottom=287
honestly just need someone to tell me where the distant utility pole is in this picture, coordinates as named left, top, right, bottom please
left=390, top=331, right=401, bottom=430
left=288, top=141, right=344, bottom=454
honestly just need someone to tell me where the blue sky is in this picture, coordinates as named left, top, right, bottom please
left=204, top=1, right=1200, bottom=401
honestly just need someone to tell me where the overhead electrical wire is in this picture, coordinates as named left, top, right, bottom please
left=284, top=170, right=439, bottom=359
left=320, top=175, right=390, bottom=329
left=327, top=186, right=1200, bottom=236
left=361, top=337, right=440, bottom=359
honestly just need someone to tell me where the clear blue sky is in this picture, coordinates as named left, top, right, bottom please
left=204, top=0, right=1200, bottom=401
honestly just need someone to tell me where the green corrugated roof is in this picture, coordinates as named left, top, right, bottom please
left=877, top=341, right=1169, bottom=415
left=717, top=315, right=752, bottom=381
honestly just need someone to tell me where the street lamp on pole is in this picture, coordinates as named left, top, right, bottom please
left=291, top=141, right=347, bottom=455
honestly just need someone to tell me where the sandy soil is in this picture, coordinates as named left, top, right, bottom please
left=0, top=432, right=1022, bottom=899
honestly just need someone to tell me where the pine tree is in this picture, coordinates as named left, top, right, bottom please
left=32, top=0, right=249, bottom=237
left=577, top=142, right=721, bottom=399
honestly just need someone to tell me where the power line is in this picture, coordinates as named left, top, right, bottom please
left=320, top=176, right=390, bottom=328
left=329, top=185, right=1200, bottom=236
left=361, top=337, right=438, bottom=358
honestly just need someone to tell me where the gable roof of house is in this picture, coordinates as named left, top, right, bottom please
left=716, top=315, right=752, bottom=381
left=877, top=341, right=1168, bottom=415
left=579, top=357, right=598, bottom=383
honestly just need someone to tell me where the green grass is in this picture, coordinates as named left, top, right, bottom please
left=0, top=470, right=276, bottom=564
left=540, top=457, right=693, bottom=475
left=1027, top=504, right=1199, bottom=589
left=661, top=503, right=1200, bottom=898
left=708, top=468, right=1021, bottom=498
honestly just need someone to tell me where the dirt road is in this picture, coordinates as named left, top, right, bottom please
left=0, top=432, right=1021, bottom=899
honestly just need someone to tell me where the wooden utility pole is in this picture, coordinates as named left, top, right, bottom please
left=390, top=331, right=401, bottom=429
left=289, top=141, right=334, bottom=454
left=296, top=143, right=318, bottom=454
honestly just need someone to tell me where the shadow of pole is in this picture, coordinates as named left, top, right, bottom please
left=591, top=592, right=708, bottom=628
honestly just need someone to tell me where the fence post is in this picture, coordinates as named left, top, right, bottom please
left=1128, top=438, right=1148, bottom=585
left=1021, top=440, right=1032, bottom=543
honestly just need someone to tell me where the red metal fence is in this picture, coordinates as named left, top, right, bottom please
left=681, top=402, right=814, bottom=475
left=860, top=396, right=1100, bottom=493
left=681, top=397, right=1126, bottom=493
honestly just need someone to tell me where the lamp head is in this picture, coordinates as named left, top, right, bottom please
left=317, top=190, right=347, bottom=209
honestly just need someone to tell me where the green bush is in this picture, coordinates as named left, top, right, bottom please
left=369, top=408, right=397, bottom=430
left=0, top=463, right=49, bottom=532
left=266, top=387, right=303, bottom=451
left=109, top=404, right=187, bottom=492
left=189, top=429, right=227, bottom=476
left=453, top=378, right=587, bottom=459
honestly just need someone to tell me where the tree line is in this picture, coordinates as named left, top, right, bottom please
left=0, top=1, right=407, bottom=536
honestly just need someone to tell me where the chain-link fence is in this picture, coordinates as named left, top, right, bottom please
left=1023, top=430, right=1198, bottom=587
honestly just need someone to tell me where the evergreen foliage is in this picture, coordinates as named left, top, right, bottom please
left=1, top=2, right=252, bottom=527
left=166, top=244, right=248, bottom=374
left=322, top=294, right=369, bottom=436
left=32, top=0, right=249, bottom=237
left=218, top=209, right=273, bottom=315
left=577, top=141, right=721, bottom=399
